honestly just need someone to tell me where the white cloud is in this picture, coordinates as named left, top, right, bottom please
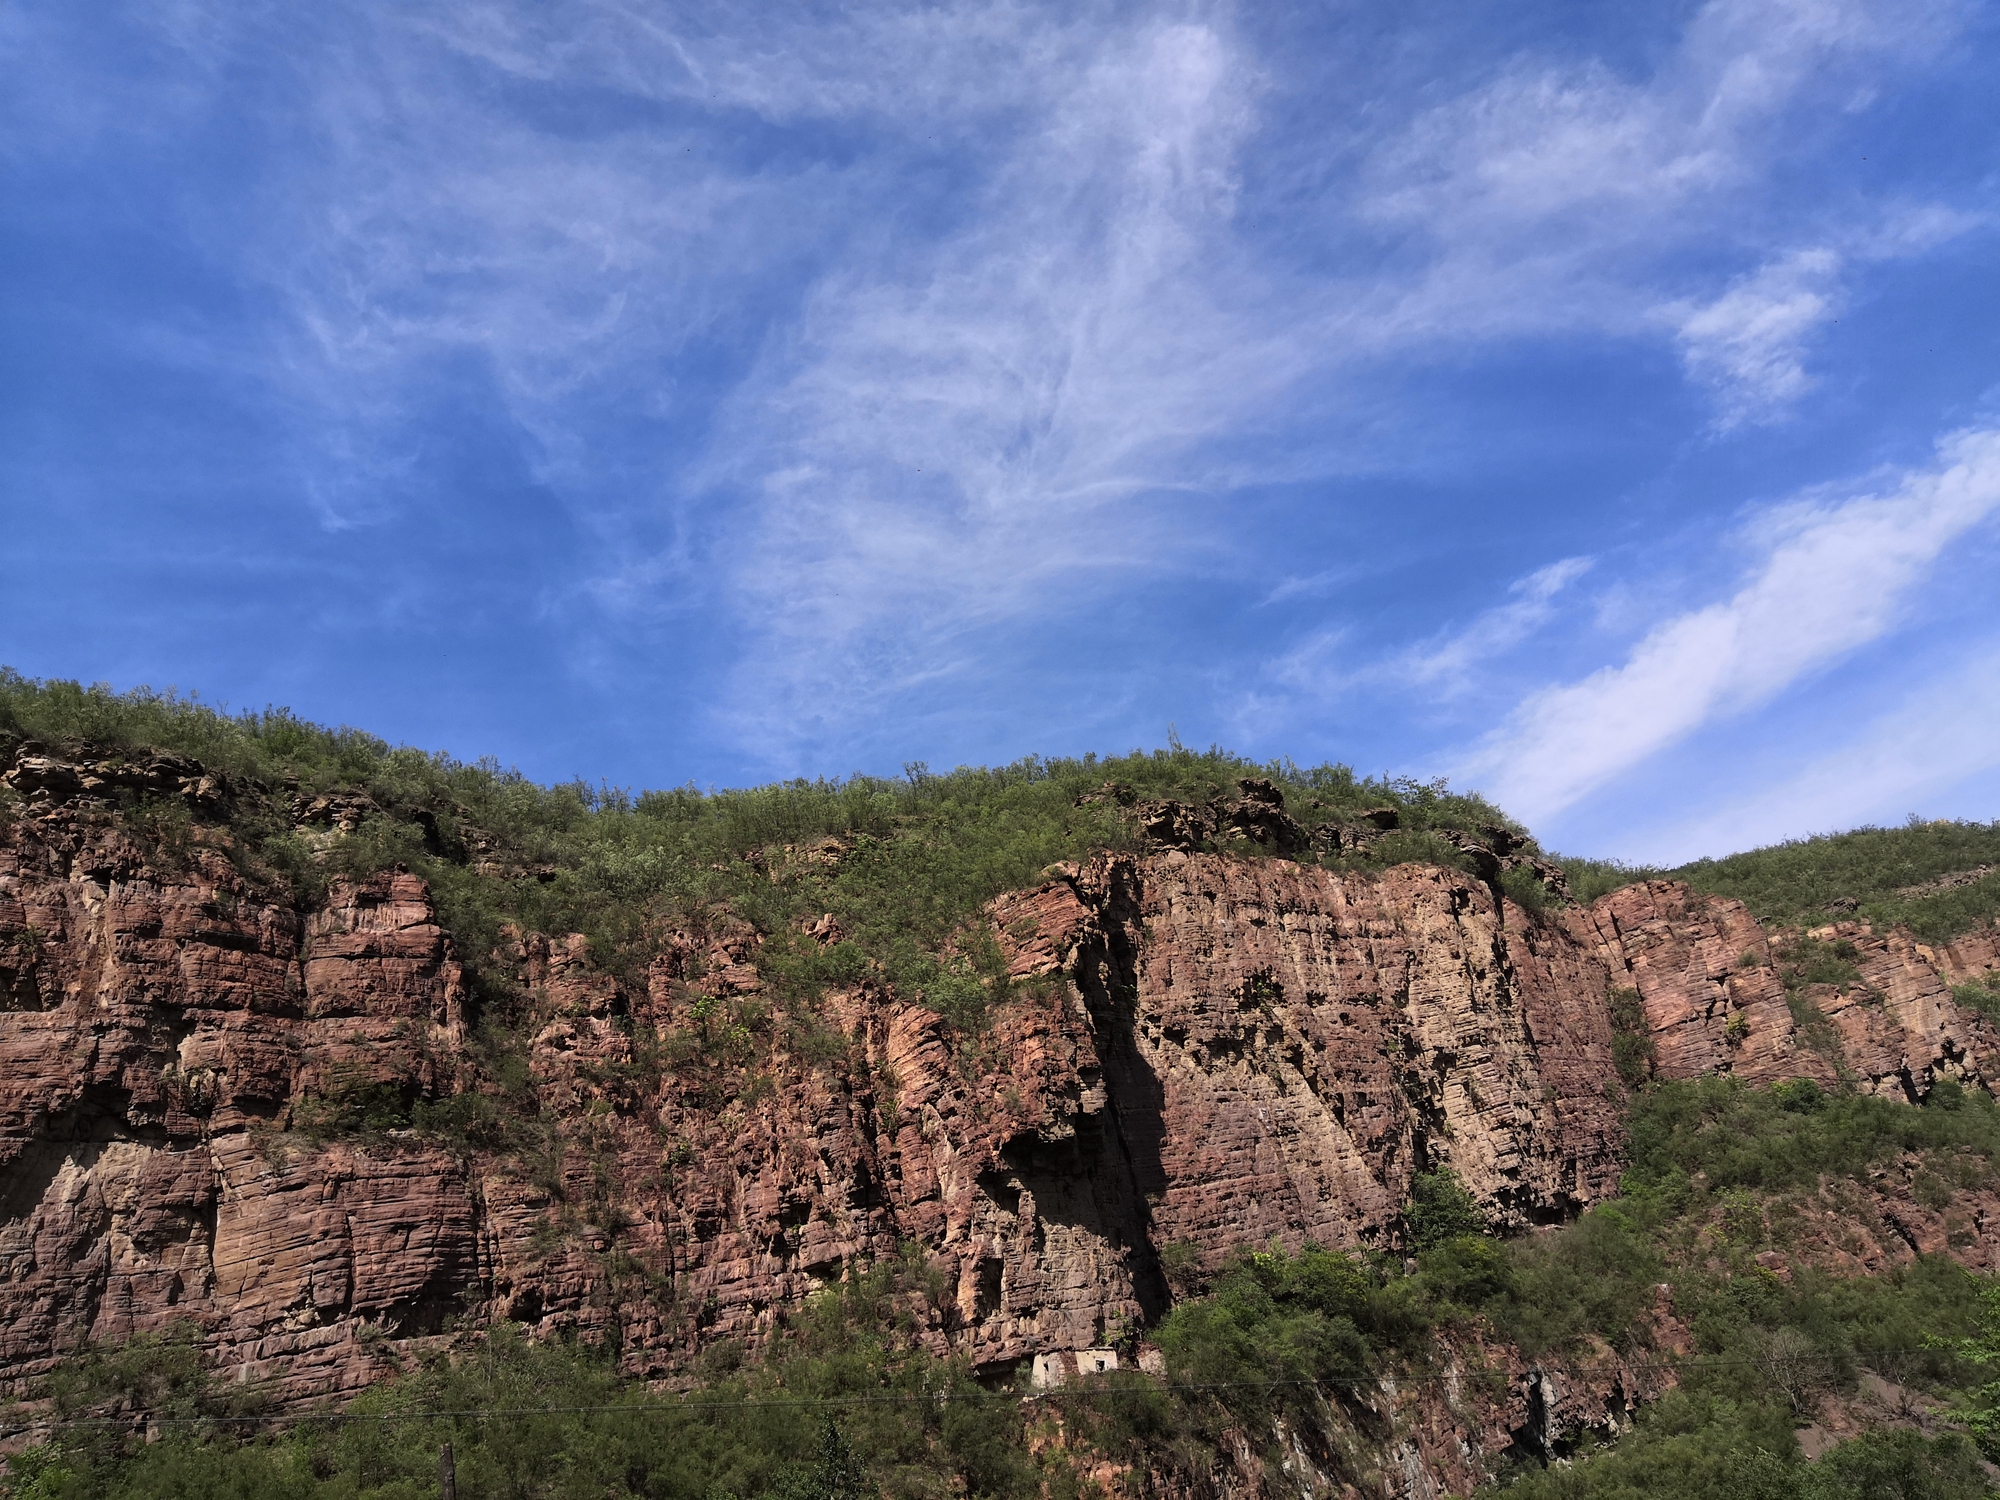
left=1260, top=556, right=1593, bottom=716
left=1367, top=0, right=1950, bottom=241
left=704, top=18, right=1303, bottom=746
left=21, top=0, right=1980, bottom=760
left=1667, top=248, right=1842, bottom=427
left=1620, top=642, right=2000, bottom=864
left=1350, top=0, right=1961, bottom=370
left=1458, top=425, right=2000, bottom=824
left=1401, top=557, right=1594, bottom=690
left=701, top=0, right=1972, bottom=751
left=1657, top=203, right=1986, bottom=428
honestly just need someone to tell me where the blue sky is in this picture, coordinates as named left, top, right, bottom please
left=3, top=0, right=1998, bottom=863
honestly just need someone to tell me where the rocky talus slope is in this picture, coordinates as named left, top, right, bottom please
left=3, top=770, right=1998, bottom=1493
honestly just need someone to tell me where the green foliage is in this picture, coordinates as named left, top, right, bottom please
left=291, top=1078, right=415, bottom=1138
left=1485, top=1395, right=1993, bottom=1498
left=1608, top=987, right=1655, bottom=1086
left=1466, top=1081, right=2000, bottom=1494
left=1156, top=1082, right=2000, bottom=1477
left=1472, top=1202, right=1663, bottom=1356
left=1952, top=975, right=2000, bottom=1025
left=0, top=670, right=1514, bottom=1025
left=1362, top=829, right=1483, bottom=878
left=1500, top=862, right=1551, bottom=914
left=1773, top=1078, right=1826, bottom=1114
left=411, top=1091, right=509, bottom=1151
left=1673, top=819, right=2000, bottom=944
left=1554, top=856, right=1670, bottom=905
left=1155, top=1245, right=1399, bottom=1437
left=1783, top=938, right=1866, bottom=990
left=2, top=1264, right=1051, bottom=1500
left=1158, top=1240, right=1205, bottom=1299
left=1939, top=1282, right=2000, bottom=1458
left=1406, top=1169, right=1485, bottom=1249
left=1816, top=1428, right=1995, bottom=1499
left=764, top=1417, right=871, bottom=1500
left=15, top=1081, right=2000, bottom=1499
left=1623, top=1077, right=2000, bottom=1196
left=1550, top=821, right=2000, bottom=945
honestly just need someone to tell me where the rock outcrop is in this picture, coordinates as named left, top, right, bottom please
left=1572, top=881, right=2000, bottom=1099
left=3, top=779, right=1999, bottom=1491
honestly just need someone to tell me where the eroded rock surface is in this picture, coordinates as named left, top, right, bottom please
left=4, top=789, right=1999, bottom=1494
left=1573, top=882, right=2000, bottom=1098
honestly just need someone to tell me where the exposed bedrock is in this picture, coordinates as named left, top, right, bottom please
left=3, top=810, right=1998, bottom=1425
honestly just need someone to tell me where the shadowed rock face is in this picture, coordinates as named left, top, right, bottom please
left=3, top=807, right=1999, bottom=1460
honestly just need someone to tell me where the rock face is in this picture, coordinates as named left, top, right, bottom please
left=4, top=795, right=1999, bottom=1486
left=1572, top=881, right=2000, bottom=1099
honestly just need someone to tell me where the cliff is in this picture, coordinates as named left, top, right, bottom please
left=5, top=757, right=1999, bottom=1493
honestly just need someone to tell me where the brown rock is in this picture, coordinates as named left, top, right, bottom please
left=4, top=794, right=1999, bottom=1497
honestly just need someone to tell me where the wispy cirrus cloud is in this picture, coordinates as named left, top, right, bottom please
left=6, top=0, right=1991, bottom=804
left=1667, top=248, right=1843, bottom=428
left=1618, top=642, right=2000, bottom=864
left=696, top=0, right=1976, bottom=750
left=1400, top=558, right=1595, bottom=692
left=1348, top=0, right=1967, bottom=404
left=1455, top=425, right=2000, bottom=825
left=1263, top=556, right=1594, bottom=714
left=704, top=19, right=1300, bottom=740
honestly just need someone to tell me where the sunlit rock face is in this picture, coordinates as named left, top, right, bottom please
left=1570, top=880, right=1999, bottom=1098
left=3, top=797, right=1996, bottom=1434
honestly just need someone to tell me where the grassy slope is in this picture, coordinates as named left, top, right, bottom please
left=1561, top=821, right=2000, bottom=946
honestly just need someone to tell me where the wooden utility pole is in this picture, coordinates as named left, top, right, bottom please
left=439, top=1441, right=457, bottom=1500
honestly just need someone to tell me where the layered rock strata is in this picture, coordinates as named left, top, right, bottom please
left=1571, top=881, right=1999, bottom=1098
left=3, top=793, right=1998, bottom=1481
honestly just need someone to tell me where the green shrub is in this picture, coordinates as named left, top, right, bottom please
left=1499, top=863, right=1551, bottom=914
left=1406, top=1169, right=1485, bottom=1249
left=1155, top=1246, right=1389, bottom=1437
left=1673, top=819, right=2000, bottom=943
left=1483, top=1395, right=1992, bottom=1498
left=1550, top=855, right=1667, bottom=905
left=4, top=1265, right=1053, bottom=1500
left=1953, top=976, right=2000, bottom=1025
left=1481, top=1202, right=1662, bottom=1355
left=1608, top=987, right=1655, bottom=1086
left=1773, top=1078, right=1825, bottom=1113
left=0, top=670, right=1517, bottom=1034
left=1624, top=1077, right=2000, bottom=1196
left=1781, top=938, right=1865, bottom=990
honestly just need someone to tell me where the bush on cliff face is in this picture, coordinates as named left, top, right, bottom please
left=1954, top=975, right=2000, bottom=1025
left=1406, top=1169, right=1487, bottom=1248
left=1154, top=1245, right=1408, bottom=1438
left=1623, top=1076, right=2000, bottom=1197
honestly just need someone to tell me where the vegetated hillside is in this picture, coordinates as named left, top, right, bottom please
left=1567, top=820, right=2000, bottom=946
left=2, top=672, right=2000, bottom=1500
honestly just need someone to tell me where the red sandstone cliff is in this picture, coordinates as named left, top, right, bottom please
left=3, top=791, right=1998, bottom=1492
